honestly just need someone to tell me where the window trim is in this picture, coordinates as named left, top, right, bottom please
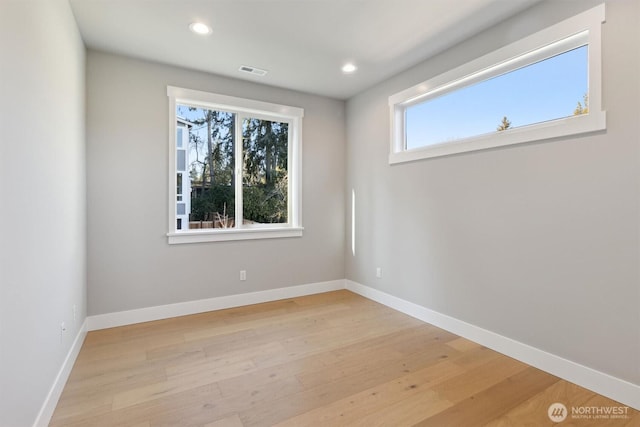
left=388, top=4, right=606, bottom=164
left=166, top=86, right=304, bottom=244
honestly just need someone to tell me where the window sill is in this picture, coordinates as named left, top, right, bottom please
left=389, top=112, right=606, bottom=164
left=167, top=226, right=303, bottom=244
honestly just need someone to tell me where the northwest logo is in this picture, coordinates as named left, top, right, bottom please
left=548, top=403, right=568, bottom=422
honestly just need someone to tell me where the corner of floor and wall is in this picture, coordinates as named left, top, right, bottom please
left=343, top=0, right=640, bottom=413
left=1, top=0, right=639, bottom=426
left=1, top=1, right=88, bottom=427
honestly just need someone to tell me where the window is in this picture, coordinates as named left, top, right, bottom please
left=389, top=4, right=605, bottom=164
left=167, top=87, right=303, bottom=244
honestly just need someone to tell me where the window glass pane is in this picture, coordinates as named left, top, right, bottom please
left=177, top=150, right=186, bottom=171
left=406, top=45, right=588, bottom=149
left=242, top=118, right=288, bottom=225
left=176, top=173, right=183, bottom=202
left=176, top=104, right=236, bottom=230
left=177, top=127, right=183, bottom=148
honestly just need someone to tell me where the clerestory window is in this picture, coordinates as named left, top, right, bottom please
left=389, top=4, right=606, bottom=163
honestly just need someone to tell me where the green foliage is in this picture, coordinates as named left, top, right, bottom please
left=190, top=179, right=287, bottom=224
left=190, top=185, right=235, bottom=221
left=243, top=187, right=287, bottom=224
left=243, top=118, right=288, bottom=186
left=187, top=112, right=289, bottom=224
left=574, top=93, right=589, bottom=116
left=240, top=118, right=288, bottom=223
left=497, top=116, right=511, bottom=131
left=188, top=109, right=235, bottom=187
left=243, top=171, right=288, bottom=224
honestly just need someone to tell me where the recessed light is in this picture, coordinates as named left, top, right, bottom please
left=189, top=22, right=211, bottom=35
left=342, top=63, right=357, bottom=74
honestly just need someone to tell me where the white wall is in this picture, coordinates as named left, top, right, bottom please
left=345, top=0, right=640, bottom=386
left=1, top=0, right=636, bottom=423
left=0, top=0, right=87, bottom=425
left=86, top=51, right=346, bottom=315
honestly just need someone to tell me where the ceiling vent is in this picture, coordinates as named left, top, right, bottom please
left=239, top=65, right=268, bottom=76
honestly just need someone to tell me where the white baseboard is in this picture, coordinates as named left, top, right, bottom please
left=35, top=277, right=639, bottom=427
left=33, top=280, right=344, bottom=426
left=87, top=279, right=346, bottom=331
left=33, top=319, right=88, bottom=427
left=345, top=280, right=640, bottom=411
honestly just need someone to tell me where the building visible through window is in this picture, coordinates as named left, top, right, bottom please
left=167, top=86, right=303, bottom=244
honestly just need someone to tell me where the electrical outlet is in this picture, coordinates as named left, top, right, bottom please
left=60, top=322, right=66, bottom=343
left=376, top=267, right=382, bottom=278
left=240, top=270, right=247, bottom=281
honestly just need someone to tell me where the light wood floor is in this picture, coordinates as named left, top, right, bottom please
left=50, top=290, right=638, bottom=426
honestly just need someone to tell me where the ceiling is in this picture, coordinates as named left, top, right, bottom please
left=69, top=0, right=541, bottom=100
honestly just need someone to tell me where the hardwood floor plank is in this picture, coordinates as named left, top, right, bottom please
left=238, top=342, right=461, bottom=426
left=447, top=342, right=502, bottom=370
left=165, top=341, right=285, bottom=378
left=80, top=331, right=185, bottom=363
left=485, top=380, right=609, bottom=427
left=346, top=389, right=451, bottom=427
left=216, top=351, right=338, bottom=397
left=183, top=303, right=351, bottom=342
left=204, top=413, right=244, bottom=427
left=277, top=315, right=420, bottom=359
left=295, top=339, right=458, bottom=390
left=273, top=360, right=462, bottom=426
left=62, top=361, right=169, bottom=395
left=197, top=375, right=304, bottom=424
left=430, top=354, right=530, bottom=403
left=446, top=336, right=483, bottom=352
left=290, top=289, right=359, bottom=306
left=90, top=382, right=221, bottom=427
left=111, top=359, right=236, bottom=410
left=414, top=367, right=560, bottom=426
left=49, top=403, right=113, bottom=427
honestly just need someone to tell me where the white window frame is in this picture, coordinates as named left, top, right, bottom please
left=167, top=86, right=304, bottom=244
left=388, top=4, right=606, bottom=164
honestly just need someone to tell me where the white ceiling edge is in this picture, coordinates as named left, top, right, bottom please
left=69, top=0, right=543, bottom=100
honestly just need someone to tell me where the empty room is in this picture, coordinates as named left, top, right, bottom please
left=1, top=0, right=639, bottom=426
